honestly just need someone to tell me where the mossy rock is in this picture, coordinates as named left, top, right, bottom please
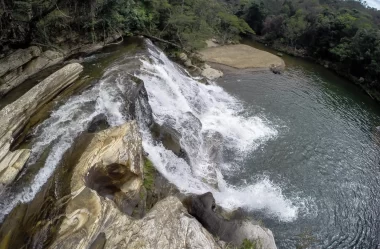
left=143, top=157, right=155, bottom=191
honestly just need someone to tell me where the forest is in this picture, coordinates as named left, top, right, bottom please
left=235, top=0, right=380, bottom=99
left=1, top=0, right=379, bottom=99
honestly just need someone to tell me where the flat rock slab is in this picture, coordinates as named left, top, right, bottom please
left=200, top=44, right=285, bottom=71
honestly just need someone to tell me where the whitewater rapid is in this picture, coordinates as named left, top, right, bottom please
left=0, top=40, right=301, bottom=222
left=139, top=41, right=299, bottom=221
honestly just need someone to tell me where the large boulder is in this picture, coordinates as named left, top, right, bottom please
left=201, top=64, right=223, bottom=80
left=15, top=123, right=221, bottom=249
left=0, top=63, right=83, bottom=188
left=184, top=192, right=277, bottom=249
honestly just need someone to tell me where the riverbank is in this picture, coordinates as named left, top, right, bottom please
left=199, top=44, right=285, bottom=73
left=248, top=35, right=380, bottom=102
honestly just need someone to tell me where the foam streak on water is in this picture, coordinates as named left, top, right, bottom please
left=139, top=41, right=298, bottom=221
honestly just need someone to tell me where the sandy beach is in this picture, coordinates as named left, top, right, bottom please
left=200, top=44, right=285, bottom=71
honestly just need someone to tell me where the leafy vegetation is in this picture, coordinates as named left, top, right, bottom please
left=143, top=157, right=155, bottom=190
left=234, top=0, right=380, bottom=100
left=0, top=0, right=252, bottom=53
left=1, top=0, right=379, bottom=99
left=239, top=239, right=259, bottom=249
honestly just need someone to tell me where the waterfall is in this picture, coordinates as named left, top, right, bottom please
left=138, top=41, right=298, bottom=221
left=0, top=40, right=299, bottom=222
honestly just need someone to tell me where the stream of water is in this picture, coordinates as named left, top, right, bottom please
left=1, top=39, right=379, bottom=248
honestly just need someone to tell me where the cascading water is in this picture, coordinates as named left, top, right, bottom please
left=0, top=39, right=300, bottom=223
left=138, top=41, right=299, bottom=221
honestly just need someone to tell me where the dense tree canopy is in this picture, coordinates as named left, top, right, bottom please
left=0, top=0, right=252, bottom=53
left=236, top=0, right=380, bottom=99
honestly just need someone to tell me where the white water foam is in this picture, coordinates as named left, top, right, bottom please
left=139, top=41, right=299, bottom=222
left=0, top=40, right=301, bottom=223
left=0, top=62, right=134, bottom=221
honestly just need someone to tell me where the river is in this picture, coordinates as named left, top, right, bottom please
left=1, top=38, right=380, bottom=249
left=218, top=40, right=380, bottom=248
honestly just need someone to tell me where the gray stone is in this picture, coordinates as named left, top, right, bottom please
left=179, top=52, right=188, bottom=62
left=0, top=46, right=41, bottom=77
left=201, top=64, right=223, bottom=80
left=42, top=123, right=221, bottom=249
left=184, top=59, right=193, bottom=67
left=0, top=149, right=30, bottom=187
left=184, top=192, right=277, bottom=249
left=0, top=50, right=64, bottom=96
left=0, top=63, right=83, bottom=187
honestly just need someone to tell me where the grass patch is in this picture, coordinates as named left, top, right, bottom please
left=143, top=158, right=155, bottom=191
left=239, top=239, right=259, bottom=249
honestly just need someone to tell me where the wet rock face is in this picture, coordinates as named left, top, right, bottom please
left=84, top=163, right=141, bottom=215
left=184, top=192, right=237, bottom=242
left=25, top=123, right=222, bottom=249
left=201, top=130, right=223, bottom=187
left=184, top=192, right=278, bottom=249
left=151, top=122, right=189, bottom=163
left=0, top=63, right=83, bottom=189
left=87, top=114, right=110, bottom=133
left=0, top=46, right=41, bottom=77
left=0, top=48, right=65, bottom=96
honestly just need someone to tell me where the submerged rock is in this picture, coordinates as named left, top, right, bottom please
left=270, top=64, right=283, bottom=74
left=200, top=130, right=224, bottom=187
left=184, top=192, right=277, bottom=249
left=0, top=63, right=83, bottom=187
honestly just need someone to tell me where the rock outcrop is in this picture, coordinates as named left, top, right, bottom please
left=201, top=64, right=224, bottom=80
left=0, top=149, right=31, bottom=186
left=0, top=47, right=65, bottom=96
left=0, top=46, right=41, bottom=76
left=0, top=63, right=83, bottom=188
left=27, top=122, right=221, bottom=249
left=184, top=192, right=277, bottom=249
left=177, top=53, right=223, bottom=81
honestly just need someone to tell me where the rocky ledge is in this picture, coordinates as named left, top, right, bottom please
left=0, top=46, right=65, bottom=96
left=0, top=121, right=277, bottom=249
left=0, top=63, right=83, bottom=188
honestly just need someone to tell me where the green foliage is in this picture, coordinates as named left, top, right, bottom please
left=239, top=239, right=259, bottom=249
left=284, top=10, right=308, bottom=47
left=0, top=0, right=255, bottom=53
left=239, top=0, right=380, bottom=99
left=217, top=11, right=255, bottom=44
left=143, top=158, right=155, bottom=191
